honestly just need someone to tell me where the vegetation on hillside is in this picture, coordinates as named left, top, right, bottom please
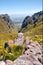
left=0, top=45, right=25, bottom=61
left=0, top=11, right=43, bottom=61
left=0, top=15, right=18, bottom=46
left=21, top=11, right=43, bottom=45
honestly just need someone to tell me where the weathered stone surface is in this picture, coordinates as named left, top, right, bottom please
left=0, top=34, right=42, bottom=65
left=8, top=40, right=13, bottom=45
left=13, top=54, right=42, bottom=65
left=13, top=54, right=33, bottom=65
left=6, top=60, right=13, bottom=65
left=12, top=36, right=42, bottom=65
left=24, top=36, right=30, bottom=45
left=0, top=61, right=6, bottom=65
left=14, top=33, right=24, bottom=45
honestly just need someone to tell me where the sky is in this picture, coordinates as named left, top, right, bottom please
left=0, top=0, right=42, bottom=15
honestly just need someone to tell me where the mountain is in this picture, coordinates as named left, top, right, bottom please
left=0, top=14, right=18, bottom=45
left=20, top=11, right=43, bottom=45
left=21, top=11, right=43, bottom=30
left=0, top=14, right=15, bottom=33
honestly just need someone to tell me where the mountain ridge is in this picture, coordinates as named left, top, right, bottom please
left=20, top=11, right=43, bottom=45
left=0, top=14, right=18, bottom=45
left=21, top=11, right=43, bottom=31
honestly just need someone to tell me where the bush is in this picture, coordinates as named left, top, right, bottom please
left=0, top=45, right=25, bottom=61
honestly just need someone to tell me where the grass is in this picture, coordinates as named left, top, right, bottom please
left=0, top=17, right=18, bottom=46
left=0, top=17, right=24, bottom=61
left=23, top=21, right=43, bottom=46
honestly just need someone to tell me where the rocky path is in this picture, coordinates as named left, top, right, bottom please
left=0, top=33, right=42, bottom=65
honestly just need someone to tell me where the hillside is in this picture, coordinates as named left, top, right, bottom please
left=0, top=14, right=18, bottom=45
left=21, top=11, right=43, bottom=45
left=0, top=12, right=42, bottom=65
left=21, top=11, right=43, bottom=30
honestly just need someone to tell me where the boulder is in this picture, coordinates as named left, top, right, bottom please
left=13, top=54, right=33, bottom=65
left=18, top=33, right=24, bottom=38
left=6, top=60, right=13, bottom=65
left=24, top=36, right=30, bottom=45
left=0, top=61, right=6, bottom=65
left=8, top=40, right=13, bottom=45
left=13, top=54, right=42, bottom=65
left=14, top=33, right=24, bottom=45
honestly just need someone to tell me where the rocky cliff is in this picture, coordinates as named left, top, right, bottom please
left=0, top=14, right=15, bottom=33
left=21, top=11, right=43, bottom=30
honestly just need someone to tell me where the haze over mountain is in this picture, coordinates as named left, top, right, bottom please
left=10, top=15, right=25, bottom=25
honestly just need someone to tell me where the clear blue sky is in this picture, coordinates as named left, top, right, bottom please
left=0, top=0, right=42, bottom=15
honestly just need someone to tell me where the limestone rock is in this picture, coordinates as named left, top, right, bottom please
left=6, top=60, right=13, bottom=65
left=13, top=54, right=42, bottom=65
left=8, top=40, right=13, bottom=45
left=24, top=36, right=30, bottom=45
left=14, top=33, right=24, bottom=45
left=0, top=61, right=6, bottom=65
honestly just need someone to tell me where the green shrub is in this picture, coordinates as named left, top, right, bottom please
left=0, top=45, right=25, bottom=61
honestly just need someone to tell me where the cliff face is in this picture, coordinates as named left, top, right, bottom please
left=21, top=11, right=43, bottom=30
left=0, top=14, right=15, bottom=33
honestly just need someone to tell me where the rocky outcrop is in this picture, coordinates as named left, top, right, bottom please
left=0, top=61, right=6, bottom=65
left=21, top=11, right=43, bottom=31
left=14, top=33, right=24, bottom=45
left=13, top=54, right=42, bottom=65
left=4, top=33, right=24, bottom=48
left=0, top=33, right=42, bottom=65
left=21, top=16, right=32, bottom=28
left=6, top=60, right=13, bottom=65
left=0, top=14, right=15, bottom=33
left=0, top=14, right=14, bottom=26
left=13, top=37, right=42, bottom=65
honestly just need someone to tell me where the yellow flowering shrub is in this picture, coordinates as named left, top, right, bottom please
left=9, top=43, right=16, bottom=47
left=0, top=46, right=3, bottom=49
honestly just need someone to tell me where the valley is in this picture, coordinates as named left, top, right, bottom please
left=0, top=11, right=43, bottom=65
